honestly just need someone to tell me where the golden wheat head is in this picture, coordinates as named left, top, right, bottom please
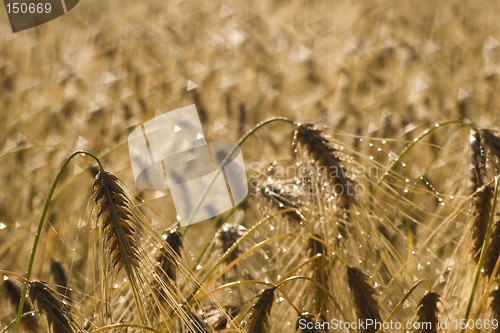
left=28, top=280, right=79, bottom=333
left=347, top=266, right=382, bottom=333
left=414, top=292, right=440, bottom=333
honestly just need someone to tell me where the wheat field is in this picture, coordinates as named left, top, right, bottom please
left=1, top=0, right=500, bottom=332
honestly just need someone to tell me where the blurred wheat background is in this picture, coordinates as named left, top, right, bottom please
left=1, top=0, right=500, bottom=332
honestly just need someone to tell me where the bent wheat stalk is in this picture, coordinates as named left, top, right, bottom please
left=14, top=151, right=102, bottom=333
left=185, top=117, right=296, bottom=228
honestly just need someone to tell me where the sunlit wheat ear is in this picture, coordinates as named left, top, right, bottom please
left=218, top=223, right=246, bottom=264
left=2, top=278, right=39, bottom=332
left=156, top=229, right=183, bottom=283
left=294, top=123, right=352, bottom=206
left=472, top=185, right=493, bottom=262
left=244, top=287, right=276, bottom=333
left=296, top=313, right=328, bottom=333
left=28, top=280, right=80, bottom=333
left=92, top=168, right=147, bottom=324
left=347, top=266, right=382, bottom=333
left=413, top=292, right=440, bottom=333
left=485, top=217, right=500, bottom=277
left=50, top=258, right=70, bottom=299
left=93, top=169, right=139, bottom=273
left=260, top=180, right=303, bottom=222
left=471, top=132, right=486, bottom=191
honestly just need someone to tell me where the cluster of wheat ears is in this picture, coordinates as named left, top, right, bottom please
left=2, top=116, right=500, bottom=333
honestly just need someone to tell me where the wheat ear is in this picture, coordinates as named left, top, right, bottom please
left=471, top=131, right=485, bottom=191
left=294, top=123, right=352, bottom=206
left=347, top=266, right=382, bottom=333
left=28, top=280, right=79, bottom=333
left=472, top=185, right=493, bottom=261
left=413, top=292, right=440, bottom=333
left=93, top=168, right=147, bottom=325
left=2, top=279, right=39, bottom=332
left=245, top=287, right=276, bottom=333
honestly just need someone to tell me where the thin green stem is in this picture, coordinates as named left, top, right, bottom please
left=461, top=176, right=499, bottom=333
left=366, top=120, right=476, bottom=207
left=183, top=117, right=296, bottom=228
left=14, top=151, right=102, bottom=333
